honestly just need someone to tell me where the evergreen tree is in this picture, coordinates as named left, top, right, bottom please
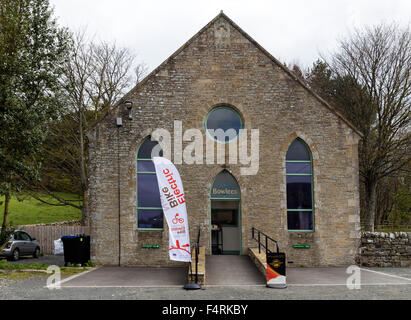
left=0, top=0, right=70, bottom=236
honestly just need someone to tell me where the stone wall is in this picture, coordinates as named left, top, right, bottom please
left=358, top=232, right=411, bottom=267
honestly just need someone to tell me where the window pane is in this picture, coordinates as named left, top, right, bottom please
left=206, top=107, right=243, bottom=143
left=18, top=232, right=31, bottom=241
left=286, top=139, right=310, bottom=161
left=137, top=174, right=162, bottom=207
left=20, top=233, right=31, bottom=241
left=286, top=175, right=312, bottom=209
left=138, top=210, right=163, bottom=229
left=13, top=232, right=22, bottom=240
left=287, top=211, right=313, bottom=230
left=137, top=160, right=155, bottom=172
left=138, top=139, right=163, bottom=159
left=211, top=209, right=238, bottom=226
left=286, top=162, right=311, bottom=174
left=211, top=200, right=239, bottom=209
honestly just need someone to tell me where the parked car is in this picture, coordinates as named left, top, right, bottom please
left=0, top=230, right=41, bottom=261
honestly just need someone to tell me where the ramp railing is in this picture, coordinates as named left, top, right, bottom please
left=192, top=228, right=201, bottom=284
left=251, top=227, right=280, bottom=254
left=251, top=227, right=287, bottom=289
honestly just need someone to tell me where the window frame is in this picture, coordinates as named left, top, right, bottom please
left=286, top=139, right=315, bottom=232
left=136, top=138, right=164, bottom=231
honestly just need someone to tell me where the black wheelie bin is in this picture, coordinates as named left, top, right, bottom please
left=61, top=234, right=90, bottom=266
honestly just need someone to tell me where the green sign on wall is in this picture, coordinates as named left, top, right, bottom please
left=293, top=244, right=311, bottom=249
left=142, top=244, right=160, bottom=249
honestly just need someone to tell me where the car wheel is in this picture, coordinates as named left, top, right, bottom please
left=11, top=249, right=20, bottom=261
left=33, top=247, right=40, bottom=258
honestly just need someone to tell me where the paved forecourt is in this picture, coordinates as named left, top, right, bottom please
left=286, top=267, right=411, bottom=286
left=59, top=266, right=188, bottom=288
left=59, top=263, right=411, bottom=288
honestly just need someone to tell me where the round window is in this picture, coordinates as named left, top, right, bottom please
left=205, top=107, right=243, bottom=143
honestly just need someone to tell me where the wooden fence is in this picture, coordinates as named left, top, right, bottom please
left=18, top=225, right=90, bottom=255
left=360, top=223, right=411, bottom=232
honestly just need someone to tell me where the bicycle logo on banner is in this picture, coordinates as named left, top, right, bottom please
left=172, top=213, right=184, bottom=224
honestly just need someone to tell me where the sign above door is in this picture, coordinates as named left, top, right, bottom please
left=211, top=170, right=240, bottom=199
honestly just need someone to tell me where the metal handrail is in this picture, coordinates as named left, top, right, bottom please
left=194, top=228, right=200, bottom=284
left=190, top=228, right=201, bottom=284
left=251, top=227, right=280, bottom=254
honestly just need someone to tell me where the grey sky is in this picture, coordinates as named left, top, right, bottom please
left=49, top=0, right=410, bottom=73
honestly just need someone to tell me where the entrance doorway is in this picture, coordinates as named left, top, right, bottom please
left=210, top=170, right=241, bottom=255
left=211, top=200, right=240, bottom=254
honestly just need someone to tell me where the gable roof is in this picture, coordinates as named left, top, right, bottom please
left=89, top=12, right=363, bottom=138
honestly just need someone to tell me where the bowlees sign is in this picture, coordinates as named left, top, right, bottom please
left=153, top=157, right=191, bottom=262
left=211, top=170, right=240, bottom=199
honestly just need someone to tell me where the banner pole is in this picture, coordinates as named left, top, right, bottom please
left=189, top=261, right=193, bottom=281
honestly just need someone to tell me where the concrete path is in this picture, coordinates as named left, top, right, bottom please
left=60, top=266, right=188, bottom=287
left=205, top=255, right=266, bottom=285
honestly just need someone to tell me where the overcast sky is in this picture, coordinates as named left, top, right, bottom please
left=49, top=0, right=410, bottom=73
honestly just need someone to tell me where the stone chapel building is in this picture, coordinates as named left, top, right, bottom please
left=87, top=12, right=362, bottom=267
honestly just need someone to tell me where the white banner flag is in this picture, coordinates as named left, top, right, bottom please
left=153, top=157, right=191, bottom=262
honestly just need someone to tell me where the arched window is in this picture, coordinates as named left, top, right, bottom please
left=286, top=139, right=314, bottom=231
left=137, top=137, right=163, bottom=230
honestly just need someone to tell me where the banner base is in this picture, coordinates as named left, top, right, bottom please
left=267, top=283, right=287, bottom=289
left=183, top=282, right=202, bottom=290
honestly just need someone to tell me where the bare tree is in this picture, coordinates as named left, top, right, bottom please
left=87, top=41, right=136, bottom=119
left=134, top=62, right=149, bottom=85
left=327, top=23, right=410, bottom=231
left=27, top=30, right=144, bottom=225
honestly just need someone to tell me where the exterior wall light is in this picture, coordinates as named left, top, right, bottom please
left=125, top=100, right=133, bottom=120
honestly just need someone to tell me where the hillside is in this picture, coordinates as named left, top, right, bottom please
left=0, top=193, right=82, bottom=226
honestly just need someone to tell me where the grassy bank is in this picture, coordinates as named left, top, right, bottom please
left=0, top=259, right=92, bottom=279
left=0, top=193, right=82, bottom=226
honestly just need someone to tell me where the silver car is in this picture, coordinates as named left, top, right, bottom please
left=1, top=230, right=41, bottom=261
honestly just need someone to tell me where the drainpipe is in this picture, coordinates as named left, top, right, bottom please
left=115, top=101, right=132, bottom=267
left=116, top=117, right=123, bottom=266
